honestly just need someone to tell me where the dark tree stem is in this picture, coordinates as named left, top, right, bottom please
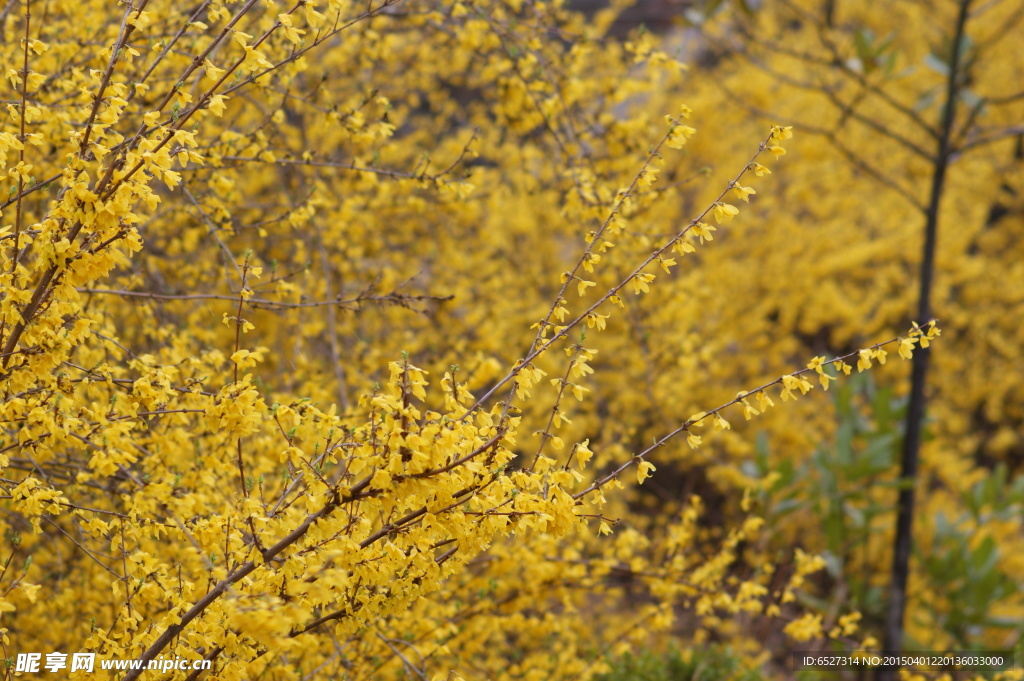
left=878, top=1, right=972, bottom=678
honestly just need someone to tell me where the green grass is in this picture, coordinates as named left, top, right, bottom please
left=595, top=645, right=767, bottom=681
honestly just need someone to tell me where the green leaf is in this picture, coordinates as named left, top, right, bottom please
left=968, top=536, right=998, bottom=578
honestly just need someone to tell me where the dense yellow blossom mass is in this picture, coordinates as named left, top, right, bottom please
left=0, top=0, right=1020, bottom=679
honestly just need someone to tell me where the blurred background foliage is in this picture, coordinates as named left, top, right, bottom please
left=2, top=0, right=1022, bottom=677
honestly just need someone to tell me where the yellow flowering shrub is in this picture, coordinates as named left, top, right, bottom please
left=664, top=0, right=1024, bottom=658
left=1, top=0, right=1011, bottom=679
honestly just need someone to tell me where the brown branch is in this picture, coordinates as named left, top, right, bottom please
left=465, top=133, right=775, bottom=416
left=78, top=0, right=149, bottom=156
left=75, top=287, right=453, bottom=309
left=121, top=490, right=346, bottom=681
left=572, top=329, right=932, bottom=501
left=712, top=79, right=928, bottom=212
left=10, top=0, right=32, bottom=277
